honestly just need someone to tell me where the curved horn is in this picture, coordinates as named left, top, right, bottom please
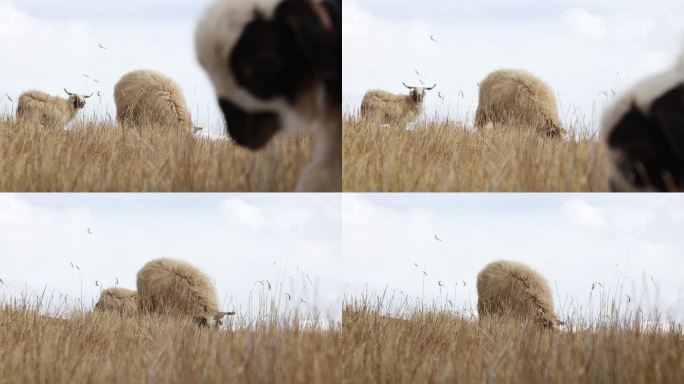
left=83, top=93, right=93, bottom=98
left=426, top=84, right=437, bottom=90
left=64, top=88, right=74, bottom=96
left=402, top=82, right=415, bottom=89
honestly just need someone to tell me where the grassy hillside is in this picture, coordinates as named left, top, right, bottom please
left=342, top=299, right=684, bottom=383
left=0, top=299, right=340, bottom=383
left=343, top=116, right=611, bottom=192
left=0, top=116, right=311, bottom=192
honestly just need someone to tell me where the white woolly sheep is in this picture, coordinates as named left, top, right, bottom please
left=114, top=70, right=194, bottom=131
left=477, top=260, right=560, bottom=328
left=601, top=57, right=684, bottom=192
left=475, top=69, right=565, bottom=138
left=16, top=89, right=91, bottom=128
left=136, top=258, right=234, bottom=327
left=360, top=83, right=437, bottom=129
left=94, top=287, right=137, bottom=315
left=195, top=0, right=341, bottom=192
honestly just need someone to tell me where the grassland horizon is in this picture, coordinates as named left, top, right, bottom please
left=343, top=113, right=610, bottom=192
left=0, top=114, right=312, bottom=192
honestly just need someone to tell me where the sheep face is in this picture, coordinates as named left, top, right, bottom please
left=411, top=88, right=424, bottom=103
left=64, top=89, right=91, bottom=110
left=403, top=83, right=436, bottom=104
left=195, top=311, right=235, bottom=328
left=69, top=95, right=87, bottom=109
left=604, top=83, right=684, bottom=191
left=196, top=0, right=338, bottom=150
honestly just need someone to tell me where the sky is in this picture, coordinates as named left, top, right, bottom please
left=343, top=0, right=684, bottom=130
left=2, top=192, right=683, bottom=325
left=0, top=193, right=343, bottom=320
left=0, top=0, right=224, bottom=135
left=342, top=194, right=684, bottom=324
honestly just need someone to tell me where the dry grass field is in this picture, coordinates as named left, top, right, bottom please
left=0, top=115, right=311, bottom=192
left=343, top=298, right=684, bottom=384
left=0, top=297, right=341, bottom=383
left=3, top=294, right=681, bottom=383
left=343, top=115, right=611, bottom=192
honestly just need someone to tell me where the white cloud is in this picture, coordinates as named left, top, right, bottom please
left=563, top=8, right=609, bottom=39
left=560, top=198, right=607, bottom=231
left=219, top=198, right=267, bottom=230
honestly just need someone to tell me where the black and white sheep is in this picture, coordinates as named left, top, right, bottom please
left=477, top=260, right=560, bottom=328
left=136, top=258, right=234, bottom=327
left=475, top=69, right=565, bottom=138
left=195, top=0, right=341, bottom=192
left=114, top=70, right=194, bottom=131
left=360, top=83, right=437, bottom=128
left=602, top=57, right=684, bottom=192
left=16, top=89, right=92, bottom=128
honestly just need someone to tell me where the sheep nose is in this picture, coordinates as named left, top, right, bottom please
left=218, top=98, right=281, bottom=150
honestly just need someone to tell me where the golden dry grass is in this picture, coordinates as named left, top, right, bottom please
left=342, top=298, right=684, bottom=384
left=3, top=293, right=681, bottom=383
left=343, top=116, right=611, bottom=192
left=0, top=115, right=311, bottom=192
left=0, top=298, right=341, bottom=383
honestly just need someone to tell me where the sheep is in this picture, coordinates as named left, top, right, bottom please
left=195, top=0, right=342, bottom=192
left=16, top=89, right=92, bottom=128
left=601, top=57, right=684, bottom=192
left=477, top=260, right=560, bottom=328
left=360, top=83, right=437, bottom=128
left=94, top=287, right=137, bottom=315
left=114, top=69, right=194, bottom=131
left=136, top=258, right=234, bottom=327
left=475, top=69, right=565, bottom=138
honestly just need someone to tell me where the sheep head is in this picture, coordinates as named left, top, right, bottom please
left=604, top=83, right=684, bottom=191
left=196, top=0, right=340, bottom=150
left=403, top=82, right=437, bottom=103
left=195, top=311, right=236, bottom=328
left=64, top=89, right=92, bottom=110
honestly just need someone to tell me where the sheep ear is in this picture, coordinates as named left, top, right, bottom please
left=652, top=83, right=684, bottom=161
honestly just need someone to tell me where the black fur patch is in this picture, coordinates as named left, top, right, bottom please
left=607, top=83, right=684, bottom=191
left=219, top=98, right=280, bottom=150
left=229, top=0, right=340, bottom=104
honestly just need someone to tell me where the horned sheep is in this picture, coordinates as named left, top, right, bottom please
left=477, top=260, right=560, bottom=328
left=94, top=287, right=137, bottom=315
left=195, top=0, right=342, bottom=192
left=136, top=258, right=234, bottom=327
left=360, top=83, right=437, bottom=128
left=601, top=56, right=684, bottom=192
left=475, top=69, right=565, bottom=138
left=114, top=70, right=194, bottom=131
left=16, top=89, right=92, bottom=128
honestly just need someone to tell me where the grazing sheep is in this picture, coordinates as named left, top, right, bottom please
left=114, top=70, right=193, bottom=131
left=601, top=57, right=684, bottom=192
left=477, top=260, right=560, bottom=328
left=16, top=89, right=91, bottom=128
left=196, top=0, right=342, bottom=192
left=475, top=69, right=565, bottom=138
left=360, top=83, right=437, bottom=128
left=136, top=258, right=234, bottom=327
left=94, top=287, right=137, bottom=315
